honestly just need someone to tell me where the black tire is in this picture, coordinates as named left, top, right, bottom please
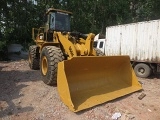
left=94, top=48, right=105, bottom=56
left=134, top=63, right=152, bottom=78
left=40, top=46, right=64, bottom=85
left=28, top=45, right=40, bottom=70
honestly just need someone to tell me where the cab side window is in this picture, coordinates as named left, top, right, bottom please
left=99, top=42, right=104, bottom=48
left=93, top=42, right=98, bottom=48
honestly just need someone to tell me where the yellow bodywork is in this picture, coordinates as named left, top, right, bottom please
left=57, top=56, right=142, bottom=112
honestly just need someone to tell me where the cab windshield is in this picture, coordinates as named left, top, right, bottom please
left=55, top=12, right=70, bottom=31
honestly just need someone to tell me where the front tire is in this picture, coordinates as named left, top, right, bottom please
left=134, top=63, right=152, bottom=78
left=40, top=46, right=64, bottom=85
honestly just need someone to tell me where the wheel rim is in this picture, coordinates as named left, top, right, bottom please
left=138, top=67, right=145, bottom=75
left=42, top=56, right=48, bottom=75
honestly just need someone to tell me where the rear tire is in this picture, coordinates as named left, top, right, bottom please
left=134, top=63, right=151, bottom=78
left=28, top=45, right=40, bottom=70
left=40, top=46, right=64, bottom=85
left=94, top=48, right=105, bottom=56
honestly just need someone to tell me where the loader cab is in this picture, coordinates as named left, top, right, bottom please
left=45, top=8, right=72, bottom=32
left=94, top=34, right=105, bottom=53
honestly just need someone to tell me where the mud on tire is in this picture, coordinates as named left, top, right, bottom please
left=29, top=45, right=40, bottom=70
left=40, top=46, right=64, bottom=85
left=94, top=48, right=105, bottom=56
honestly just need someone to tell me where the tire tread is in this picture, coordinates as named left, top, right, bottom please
left=29, top=45, right=40, bottom=70
left=41, top=46, right=64, bottom=85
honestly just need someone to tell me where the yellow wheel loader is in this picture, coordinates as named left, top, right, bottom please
left=29, top=8, right=142, bottom=112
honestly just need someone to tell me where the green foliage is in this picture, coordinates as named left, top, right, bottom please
left=0, top=41, right=6, bottom=51
left=1, top=0, right=160, bottom=55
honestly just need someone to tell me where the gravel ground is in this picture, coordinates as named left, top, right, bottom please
left=0, top=60, right=160, bottom=120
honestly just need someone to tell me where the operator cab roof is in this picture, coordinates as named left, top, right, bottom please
left=46, top=8, right=72, bottom=15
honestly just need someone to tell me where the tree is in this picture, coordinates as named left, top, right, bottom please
left=0, top=0, right=160, bottom=57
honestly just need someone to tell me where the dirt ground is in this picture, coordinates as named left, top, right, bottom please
left=0, top=60, right=160, bottom=120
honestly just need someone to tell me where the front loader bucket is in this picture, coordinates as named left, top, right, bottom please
left=57, top=56, right=142, bottom=112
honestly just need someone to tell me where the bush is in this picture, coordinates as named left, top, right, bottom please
left=0, top=40, right=8, bottom=61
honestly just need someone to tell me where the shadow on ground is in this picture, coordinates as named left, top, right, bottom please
left=0, top=64, right=41, bottom=118
left=147, top=73, right=160, bottom=79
